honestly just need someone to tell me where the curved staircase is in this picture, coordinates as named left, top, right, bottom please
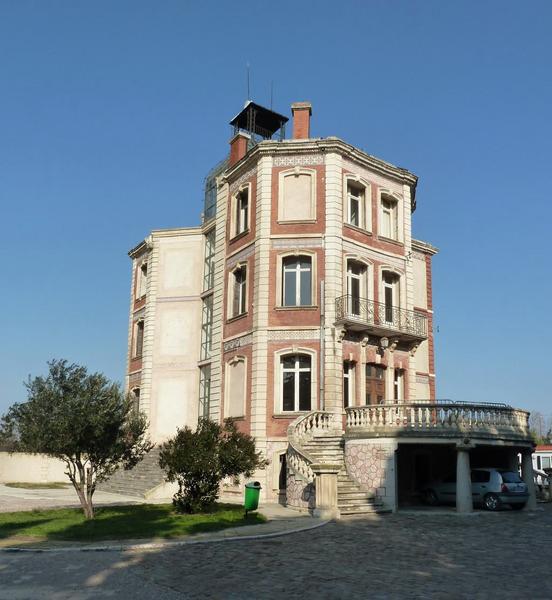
left=287, top=411, right=384, bottom=516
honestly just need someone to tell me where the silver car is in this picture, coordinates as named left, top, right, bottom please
left=424, top=468, right=529, bottom=511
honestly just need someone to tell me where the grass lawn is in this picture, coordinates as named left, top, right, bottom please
left=0, top=503, right=265, bottom=543
left=4, top=482, right=70, bottom=490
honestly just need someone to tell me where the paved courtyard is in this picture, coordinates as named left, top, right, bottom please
left=2, top=504, right=552, bottom=599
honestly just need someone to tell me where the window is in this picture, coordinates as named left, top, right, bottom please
left=346, top=181, right=371, bottom=230
left=543, top=457, right=552, bottom=470
left=393, top=368, right=405, bottom=402
left=231, top=266, right=247, bottom=317
left=282, top=256, right=312, bottom=306
left=281, top=354, right=312, bottom=412
left=343, top=361, right=355, bottom=408
left=233, top=187, right=249, bottom=237
left=346, top=260, right=367, bottom=316
left=134, top=320, right=144, bottom=358
left=366, top=364, right=385, bottom=405
left=198, top=365, right=211, bottom=420
left=203, top=229, right=216, bottom=291
left=136, top=263, right=147, bottom=299
left=225, top=358, right=246, bottom=418
left=278, top=169, right=316, bottom=222
left=380, top=195, right=398, bottom=240
left=200, top=295, right=213, bottom=360
left=382, top=271, right=400, bottom=324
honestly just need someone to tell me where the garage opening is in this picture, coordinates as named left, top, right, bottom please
left=397, top=443, right=456, bottom=507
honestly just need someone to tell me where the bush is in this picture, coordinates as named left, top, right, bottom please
left=158, top=419, right=265, bottom=513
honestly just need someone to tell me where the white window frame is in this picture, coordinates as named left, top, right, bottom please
left=230, top=183, right=251, bottom=239
left=228, top=263, right=248, bottom=318
left=344, top=175, right=371, bottom=232
left=343, top=361, right=355, bottom=408
left=277, top=168, right=317, bottom=223
left=133, top=319, right=145, bottom=358
left=224, top=355, right=247, bottom=418
left=277, top=252, right=316, bottom=308
left=393, top=368, right=405, bottom=402
left=136, top=262, right=148, bottom=299
left=379, top=267, right=403, bottom=317
left=273, top=348, right=317, bottom=414
left=378, top=190, right=403, bottom=243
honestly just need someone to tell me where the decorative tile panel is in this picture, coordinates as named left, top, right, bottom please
left=267, top=329, right=320, bottom=341
left=273, top=154, right=324, bottom=167
left=229, top=167, right=257, bottom=194
left=223, top=333, right=253, bottom=353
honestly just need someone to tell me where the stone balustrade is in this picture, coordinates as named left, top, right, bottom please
left=345, top=402, right=531, bottom=443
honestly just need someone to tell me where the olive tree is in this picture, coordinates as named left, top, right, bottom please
left=0, top=360, right=152, bottom=519
left=159, top=418, right=266, bottom=513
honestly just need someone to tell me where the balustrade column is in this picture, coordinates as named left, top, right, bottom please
left=521, top=449, right=537, bottom=510
left=311, top=463, right=340, bottom=519
left=456, top=444, right=473, bottom=513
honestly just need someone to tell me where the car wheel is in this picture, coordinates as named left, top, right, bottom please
left=483, top=493, right=500, bottom=511
left=424, top=489, right=438, bottom=506
left=510, top=503, right=526, bottom=511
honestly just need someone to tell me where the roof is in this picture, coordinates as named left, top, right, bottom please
left=536, top=445, right=552, bottom=452
left=229, top=101, right=288, bottom=138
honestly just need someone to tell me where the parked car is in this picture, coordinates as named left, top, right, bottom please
left=423, top=468, right=529, bottom=511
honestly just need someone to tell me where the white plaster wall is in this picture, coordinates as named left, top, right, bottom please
left=148, top=232, right=203, bottom=443
left=415, top=340, right=430, bottom=373
left=0, top=453, right=67, bottom=483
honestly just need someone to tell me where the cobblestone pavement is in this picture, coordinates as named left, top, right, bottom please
left=2, top=505, right=552, bottom=599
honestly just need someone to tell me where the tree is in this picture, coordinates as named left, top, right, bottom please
left=159, top=418, right=266, bottom=513
left=529, top=411, right=552, bottom=445
left=0, top=360, right=153, bottom=519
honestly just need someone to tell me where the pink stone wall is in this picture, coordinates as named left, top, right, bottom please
left=286, top=471, right=315, bottom=511
left=345, top=441, right=393, bottom=500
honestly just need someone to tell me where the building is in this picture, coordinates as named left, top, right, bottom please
left=124, top=100, right=535, bottom=514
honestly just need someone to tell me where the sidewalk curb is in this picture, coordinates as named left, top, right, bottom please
left=0, top=519, right=330, bottom=554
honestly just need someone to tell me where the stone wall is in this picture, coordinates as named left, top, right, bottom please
left=344, top=439, right=397, bottom=511
left=286, top=470, right=315, bottom=512
left=0, top=452, right=67, bottom=483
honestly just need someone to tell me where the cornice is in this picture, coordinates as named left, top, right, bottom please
left=221, top=137, right=418, bottom=209
left=412, top=238, right=439, bottom=255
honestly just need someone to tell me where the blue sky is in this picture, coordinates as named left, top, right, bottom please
left=1, top=1, right=550, bottom=416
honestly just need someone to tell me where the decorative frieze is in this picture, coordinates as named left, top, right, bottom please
left=416, top=373, right=430, bottom=384
left=271, top=238, right=323, bottom=249
left=273, top=154, right=324, bottom=167
left=267, top=329, right=320, bottom=341
left=226, top=244, right=255, bottom=269
left=223, top=333, right=253, bottom=353
left=229, top=167, right=257, bottom=194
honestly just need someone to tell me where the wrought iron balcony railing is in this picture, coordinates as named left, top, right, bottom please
left=335, top=295, right=428, bottom=340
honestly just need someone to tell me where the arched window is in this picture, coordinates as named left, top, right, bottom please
left=380, top=194, right=398, bottom=240
left=345, top=178, right=371, bottom=231
left=134, top=320, right=144, bottom=358
left=281, top=354, right=312, bottom=412
left=382, top=271, right=400, bottom=324
left=282, top=256, right=312, bottom=306
left=346, top=259, right=367, bottom=316
left=230, top=266, right=247, bottom=317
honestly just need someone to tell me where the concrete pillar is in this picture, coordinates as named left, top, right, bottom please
left=312, top=464, right=340, bottom=519
left=456, top=447, right=473, bottom=513
left=521, top=449, right=537, bottom=510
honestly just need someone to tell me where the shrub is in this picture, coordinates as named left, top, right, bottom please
left=159, top=419, right=265, bottom=513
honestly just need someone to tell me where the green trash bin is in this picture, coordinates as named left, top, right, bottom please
left=244, top=481, right=262, bottom=516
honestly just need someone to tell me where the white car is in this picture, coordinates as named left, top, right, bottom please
left=424, top=468, right=529, bottom=511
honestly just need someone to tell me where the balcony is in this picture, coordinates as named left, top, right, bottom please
left=335, top=295, right=428, bottom=342
left=345, top=401, right=532, bottom=444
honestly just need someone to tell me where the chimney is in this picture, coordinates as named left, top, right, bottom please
left=229, top=131, right=251, bottom=167
left=291, top=102, right=312, bottom=139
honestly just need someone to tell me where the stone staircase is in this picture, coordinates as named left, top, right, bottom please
left=287, top=411, right=384, bottom=517
left=98, top=447, right=165, bottom=498
left=301, top=434, right=383, bottom=516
